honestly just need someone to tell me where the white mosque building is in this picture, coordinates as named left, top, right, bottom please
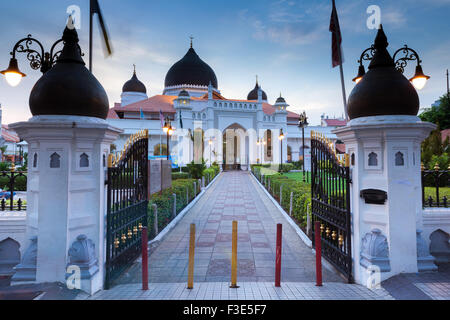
left=106, top=41, right=345, bottom=170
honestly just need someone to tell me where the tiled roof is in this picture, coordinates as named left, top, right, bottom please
left=1, top=125, right=20, bottom=143
left=263, top=103, right=300, bottom=119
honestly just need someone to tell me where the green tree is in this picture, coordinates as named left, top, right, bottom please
left=419, top=94, right=450, bottom=129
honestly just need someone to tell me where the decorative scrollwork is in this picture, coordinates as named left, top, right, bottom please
left=13, top=35, right=45, bottom=71
left=393, top=45, right=421, bottom=74
left=358, top=45, right=376, bottom=64
left=9, top=34, right=85, bottom=74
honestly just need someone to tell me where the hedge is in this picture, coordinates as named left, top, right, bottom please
left=0, top=175, right=27, bottom=191
left=147, top=166, right=220, bottom=240
left=172, top=172, right=190, bottom=180
left=252, top=165, right=311, bottom=231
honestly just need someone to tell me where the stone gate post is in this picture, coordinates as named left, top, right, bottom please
left=334, top=26, right=436, bottom=286
left=9, top=26, right=121, bottom=295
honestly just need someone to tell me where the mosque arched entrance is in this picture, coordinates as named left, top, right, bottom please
left=222, top=123, right=248, bottom=171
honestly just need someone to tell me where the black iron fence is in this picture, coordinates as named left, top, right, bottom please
left=0, top=170, right=27, bottom=211
left=422, top=166, right=449, bottom=208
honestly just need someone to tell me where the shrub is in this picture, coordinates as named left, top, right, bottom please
left=172, top=172, right=190, bottom=180
left=147, top=178, right=200, bottom=239
left=187, top=159, right=206, bottom=179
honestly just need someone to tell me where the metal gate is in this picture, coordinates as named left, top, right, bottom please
left=310, top=131, right=352, bottom=283
left=105, top=130, right=149, bottom=289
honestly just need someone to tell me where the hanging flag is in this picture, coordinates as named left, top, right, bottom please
left=179, top=111, right=183, bottom=129
left=89, top=0, right=113, bottom=71
left=329, top=0, right=348, bottom=120
left=140, top=108, right=145, bottom=120
left=159, top=110, right=165, bottom=127
left=329, top=0, right=343, bottom=68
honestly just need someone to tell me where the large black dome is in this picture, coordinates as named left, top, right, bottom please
left=122, top=71, right=146, bottom=94
left=164, top=47, right=218, bottom=89
left=247, top=81, right=267, bottom=101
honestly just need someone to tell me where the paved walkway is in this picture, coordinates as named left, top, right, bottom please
left=83, top=282, right=392, bottom=300
left=115, top=171, right=343, bottom=285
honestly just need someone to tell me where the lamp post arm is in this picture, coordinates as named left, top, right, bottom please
left=357, top=45, right=376, bottom=66
left=10, top=35, right=46, bottom=72
left=392, top=45, right=422, bottom=74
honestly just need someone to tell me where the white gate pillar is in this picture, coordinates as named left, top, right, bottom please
left=335, top=116, right=435, bottom=285
left=8, top=25, right=122, bottom=295
left=11, top=117, right=121, bottom=294
left=334, top=26, right=437, bottom=286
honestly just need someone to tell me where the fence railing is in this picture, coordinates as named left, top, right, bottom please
left=422, top=165, right=449, bottom=208
left=0, top=169, right=27, bottom=212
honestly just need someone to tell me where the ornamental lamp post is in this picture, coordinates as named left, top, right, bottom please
left=1, top=19, right=83, bottom=87
left=163, top=117, right=174, bottom=160
left=279, top=129, right=285, bottom=172
left=297, top=111, right=309, bottom=182
left=352, top=25, right=430, bottom=91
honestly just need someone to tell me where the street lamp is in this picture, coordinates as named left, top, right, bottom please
left=279, top=129, right=285, bottom=172
left=1, top=25, right=83, bottom=87
left=298, top=111, right=309, bottom=182
left=163, top=117, right=174, bottom=160
left=352, top=25, right=430, bottom=91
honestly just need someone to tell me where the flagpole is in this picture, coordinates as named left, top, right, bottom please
left=337, top=40, right=348, bottom=120
left=333, top=0, right=348, bottom=120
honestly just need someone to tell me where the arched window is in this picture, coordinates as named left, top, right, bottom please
left=50, top=152, right=61, bottom=168
left=80, top=153, right=89, bottom=168
left=395, top=152, right=404, bottom=166
left=368, top=152, right=378, bottom=166
left=33, top=153, right=38, bottom=168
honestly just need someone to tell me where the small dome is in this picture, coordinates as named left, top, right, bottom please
left=276, top=95, right=286, bottom=104
left=179, top=89, right=190, bottom=97
left=122, top=71, right=147, bottom=94
left=29, top=27, right=108, bottom=119
left=247, top=81, right=267, bottom=101
left=347, top=26, right=419, bottom=120
left=165, top=45, right=218, bottom=89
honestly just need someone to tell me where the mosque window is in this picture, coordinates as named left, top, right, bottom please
left=368, top=152, right=378, bottom=167
left=395, top=152, right=404, bottom=166
left=33, top=153, right=38, bottom=168
left=80, top=153, right=89, bottom=168
left=50, top=152, right=61, bottom=168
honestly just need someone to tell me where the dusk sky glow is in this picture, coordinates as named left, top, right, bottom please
left=0, top=0, right=449, bottom=125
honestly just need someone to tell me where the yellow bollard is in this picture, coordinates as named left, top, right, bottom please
left=187, top=224, right=196, bottom=289
left=230, top=220, right=239, bottom=288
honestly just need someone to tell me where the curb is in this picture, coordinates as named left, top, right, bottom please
left=250, top=173, right=312, bottom=247
left=148, top=172, right=222, bottom=252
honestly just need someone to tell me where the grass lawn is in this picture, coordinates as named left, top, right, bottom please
left=424, top=187, right=450, bottom=202
left=282, top=172, right=311, bottom=183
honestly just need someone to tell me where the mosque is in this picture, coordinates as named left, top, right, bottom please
left=106, top=41, right=344, bottom=170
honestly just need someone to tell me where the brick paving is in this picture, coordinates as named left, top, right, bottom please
left=82, top=282, right=393, bottom=300
left=114, top=171, right=343, bottom=285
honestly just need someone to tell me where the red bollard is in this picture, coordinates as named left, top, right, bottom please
left=142, top=226, right=149, bottom=291
left=314, top=221, right=322, bottom=287
left=275, top=224, right=282, bottom=287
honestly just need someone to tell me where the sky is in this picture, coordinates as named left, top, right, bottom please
left=0, top=0, right=449, bottom=125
